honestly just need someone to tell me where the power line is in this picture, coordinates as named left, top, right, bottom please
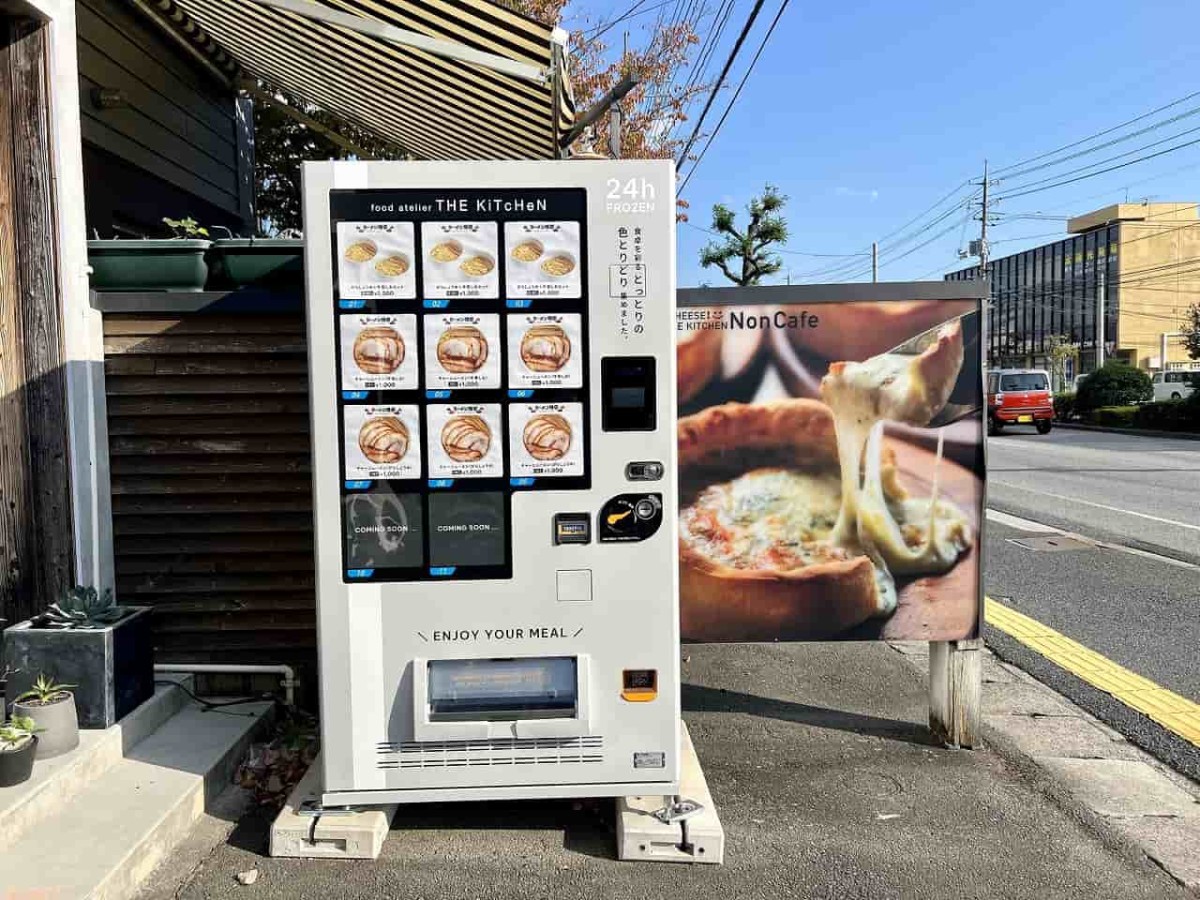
left=838, top=212, right=974, bottom=282
left=994, top=121, right=1200, bottom=197
left=954, top=213, right=1200, bottom=280
left=670, top=0, right=735, bottom=127
left=990, top=231, right=1066, bottom=245
left=796, top=181, right=981, bottom=282
left=678, top=0, right=790, bottom=194
left=913, top=255, right=967, bottom=281
left=580, top=0, right=670, bottom=43
left=683, top=0, right=733, bottom=92
left=656, top=0, right=734, bottom=133
left=994, top=103, right=1200, bottom=183
left=992, top=160, right=1200, bottom=224
left=992, top=89, right=1200, bottom=175
left=673, top=0, right=769, bottom=167
left=682, top=218, right=868, bottom=257
left=806, top=194, right=979, bottom=282
left=996, top=134, right=1200, bottom=202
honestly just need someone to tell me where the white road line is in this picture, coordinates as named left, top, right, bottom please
left=984, top=509, right=1057, bottom=532
left=985, top=506, right=1199, bottom=571
left=990, top=480, right=1200, bottom=532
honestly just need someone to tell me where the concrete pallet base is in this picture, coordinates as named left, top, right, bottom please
left=272, top=722, right=724, bottom=864
left=617, top=722, right=725, bottom=864
left=0, top=681, right=272, bottom=900
left=271, top=753, right=397, bottom=859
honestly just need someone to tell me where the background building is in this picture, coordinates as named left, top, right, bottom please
left=947, top=202, right=1199, bottom=379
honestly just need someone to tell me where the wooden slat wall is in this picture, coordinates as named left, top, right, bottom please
left=77, top=0, right=242, bottom=216
left=103, top=312, right=317, bottom=699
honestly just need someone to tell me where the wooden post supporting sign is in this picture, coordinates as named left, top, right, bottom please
left=929, top=638, right=982, bottom=749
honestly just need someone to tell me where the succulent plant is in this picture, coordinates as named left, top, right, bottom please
left=41, top=586, right=128, bottom=629
left=0, top=715, right=41, bottom=752
left=15, top=673, right=75, bottom=705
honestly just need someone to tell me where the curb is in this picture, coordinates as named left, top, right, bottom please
left=889, top=641, right=1200, bottom=893
left=1054, top=422, right=1200, bottom=441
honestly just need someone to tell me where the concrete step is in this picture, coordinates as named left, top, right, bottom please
left=0, top=698, right=273, bottom=900
left=0, top=674, right=193, bottom=850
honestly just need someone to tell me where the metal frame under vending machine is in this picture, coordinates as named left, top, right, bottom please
left=302, top=159, right=680, bottom=806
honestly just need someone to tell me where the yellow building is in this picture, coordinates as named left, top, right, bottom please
left=948, top=202, right=1199, bottom=376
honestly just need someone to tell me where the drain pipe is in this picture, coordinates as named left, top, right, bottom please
left=154, top=663, right=296, bottom=706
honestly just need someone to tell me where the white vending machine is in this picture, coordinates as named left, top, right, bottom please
left=302, top=160, right=679, bottom=806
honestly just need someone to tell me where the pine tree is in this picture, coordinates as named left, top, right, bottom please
left=699, top=185, right=789, bottom=286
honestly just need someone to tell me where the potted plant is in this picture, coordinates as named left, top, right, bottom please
left=13, top=674, right=78, bottom=759
left=3, top=587, right=153, bottom=729
left=0, top=716, right=41, bottom=787
left=206, top=228, right=305, bottom=291
left=87, top=216, right=213, bottom=292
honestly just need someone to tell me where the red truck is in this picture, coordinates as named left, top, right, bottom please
left=987, top=369, right=1053, bottom=435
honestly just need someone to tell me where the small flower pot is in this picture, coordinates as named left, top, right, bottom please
left=0, top=735, right=37, bottom=787
left=206, top=238, right=304, bottom=290
left=88, top=239, right=211, bottom=292
left=12, top=693, right=79, bottom=759
left=3, top=607, right=154, bottom=729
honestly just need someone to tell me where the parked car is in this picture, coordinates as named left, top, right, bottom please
left=1150, top=369, right=1198, bottom=401
left=987, top=369, right=1053, bottom=435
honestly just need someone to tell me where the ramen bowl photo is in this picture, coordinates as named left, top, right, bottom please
left=540, top=252, right=576, bottom=278
left=343, top=239, right=378, bottom=263
left=460, top=252, right=496, bottom=279
left=429, top=239, right=464, bottom=263
left=374, top=253, right=410, bottom=277
left=511, top=239, right=544, bottom=263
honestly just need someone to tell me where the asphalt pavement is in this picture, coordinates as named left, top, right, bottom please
left=152, top=643, right=1186, bottom=900
left=983, top=425, right=1200, bottom=779
left=986, top=426, right=1200, bottom=564
left=984, top=517, right=1200, bottom=780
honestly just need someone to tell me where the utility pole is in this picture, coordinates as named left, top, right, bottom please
left=871, top=242, right=878, bottom=282
left=1097, top=266, right=1106, bottom=368
left=978, top=159, right=990, bottom=279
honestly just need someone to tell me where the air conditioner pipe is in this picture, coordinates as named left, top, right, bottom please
left=154, top=663, right=296, bottom=706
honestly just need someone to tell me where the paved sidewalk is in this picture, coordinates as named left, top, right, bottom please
left=145, top=643, right=1191, bottom=900
left=896, top=639, right=1200, bottom=890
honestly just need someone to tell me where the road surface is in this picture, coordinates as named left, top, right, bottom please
left=983, top=425, right=1200, bottom=776
left=987, top=426, right=1200, bottom=564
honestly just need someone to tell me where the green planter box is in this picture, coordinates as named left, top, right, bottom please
left=88, top=239, right=211, bottom=292
left=206, top=238, right=305, bottom=290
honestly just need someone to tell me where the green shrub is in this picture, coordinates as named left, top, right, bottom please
left=1075, top=362, right=1152, bottom=412
left=1133, top=399, right=1200, bottom=432
left=1053, top=392, right=1077, bottom=421
left=1086, top=406, right=1139, bottom=428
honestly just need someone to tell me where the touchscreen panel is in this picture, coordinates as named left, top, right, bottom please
left=328, top=188, right=590, bottom=582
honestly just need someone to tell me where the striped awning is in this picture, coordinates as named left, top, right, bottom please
left=145, top=0, right=574, bottom=160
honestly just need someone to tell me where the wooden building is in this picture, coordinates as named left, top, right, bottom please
left=0, top=0, right=574, bottom=703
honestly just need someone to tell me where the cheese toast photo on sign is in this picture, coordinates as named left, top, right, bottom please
left=676, top=297, right=984, bottom=643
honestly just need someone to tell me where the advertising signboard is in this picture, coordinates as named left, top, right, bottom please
left=675, top=283, right=988, bottom=643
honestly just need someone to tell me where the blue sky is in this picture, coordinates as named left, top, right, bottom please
left=567, top=0, right=1200, bottom=288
